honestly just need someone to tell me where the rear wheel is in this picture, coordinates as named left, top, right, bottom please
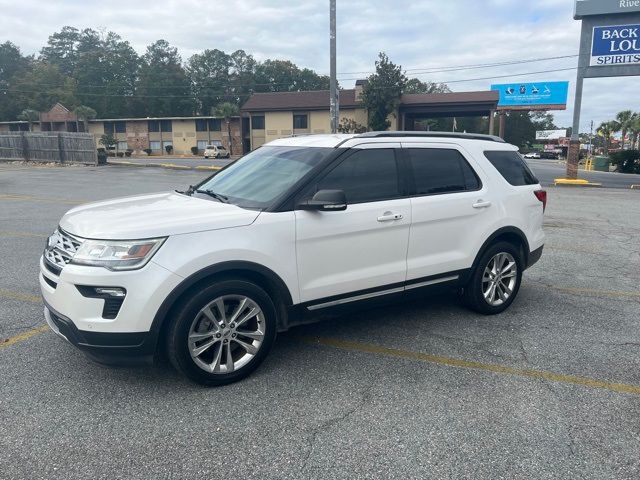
left=167, top=279, right=277, bottom=386
left=463, top=241, right=523, bottom=315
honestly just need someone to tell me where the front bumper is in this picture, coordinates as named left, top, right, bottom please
left=44, top=302, right=155, bottom=364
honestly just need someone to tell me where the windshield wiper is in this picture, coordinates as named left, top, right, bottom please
left=195, top=189, right=229, bottom=203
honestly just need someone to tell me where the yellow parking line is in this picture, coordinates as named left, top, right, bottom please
left=0, top=193, right=82, bottom=205
left=1, top=325, right=49, bottom=349
left=0, top=230, right=48, bottom=239
left=302, top=337, right=640, bottom=396
left=0, top=289, right=41, bottom=304
left=547, top=286, right=640, bottom=299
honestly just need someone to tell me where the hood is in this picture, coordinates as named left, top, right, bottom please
left=60, top=191, right=260, bottom=239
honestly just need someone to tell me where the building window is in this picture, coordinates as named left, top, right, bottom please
left=251, top=116, right=265, bottom=130
left=293, top=114, right=308, bottom=129
left=149, top=141, right=161, bottom=152
left=148, top=120, right=160, bottom=132
left=117, top=141, right=129, bottom=151
left=114, top=121, right=126, bottom=133
left=195, top=119, right=208, bottom=132
left=209, top=119, right=222, bottom=131
left=104, top=122, right=114, bottom=134
left=160, top=120, right=172, bottom=132
left=197, top=140, right=208, bottom=151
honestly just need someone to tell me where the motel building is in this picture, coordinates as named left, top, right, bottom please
left=0, top=84, right=499, bottom=155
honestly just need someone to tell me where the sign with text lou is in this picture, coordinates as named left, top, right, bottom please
left=591, top=24, right=640, bottom=66
left=490, top=82, right=569, bottom=110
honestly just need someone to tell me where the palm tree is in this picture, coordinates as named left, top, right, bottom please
left=214, top=102, right=239, bottom=156
left=615, top=110, right=635, bottom=149
left=17, top=109, right=40, bottom=132
left=629, top=113, right=640, bottom=150
left=597, top=120, right=620, bottom=155
left=74, top=105, right=97, bottom=134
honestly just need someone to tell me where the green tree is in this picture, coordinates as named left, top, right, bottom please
left=338, top=117, right=368, bottom=134
left=188, top=49, right=232, bottom=115
left=73, top=105, right=97, bottom=133
left=99, top=133, right=116, bottom=150
left=253, top=59, right=330, bottom=93
left=404, top=78, right=450, bottom=94
left=228, top=49, right=257, bottom=104
left=597, top=120, right=620, bottom=155
left=136, top=40, right=194, bottom=117
left=502, top=111, right=557, bottom=149
left=360, top=53, right=407, bottom=131
left=215, top=102, right=240, bottom=155
left=615, top=110, right=635, bottom=149
left=10, top=63, right=76, bottom=113
left=17, top=109, right=39, bottom=131
left=0, top=41, right=32, bottom=120
left=40, top=26, right=81, bottom=75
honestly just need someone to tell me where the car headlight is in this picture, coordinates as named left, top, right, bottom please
left=70, top=238, right=166, bottom=271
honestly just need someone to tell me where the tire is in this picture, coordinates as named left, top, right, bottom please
left=167, top=279, right=278, bottom=386
left=204, top=156, right=209, bottom=159
left=462, top=241, right=523, bottom=315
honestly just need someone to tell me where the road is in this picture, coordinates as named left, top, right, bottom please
left=1, top=164, right=639, bottom=479
left=526, top=158, right=640, bottom=189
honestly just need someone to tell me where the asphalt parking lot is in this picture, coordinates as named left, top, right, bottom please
left=1, top=163, right=639, bottom=479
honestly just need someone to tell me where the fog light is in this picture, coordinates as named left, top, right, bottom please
left=94, top=287, right=126, bottom=298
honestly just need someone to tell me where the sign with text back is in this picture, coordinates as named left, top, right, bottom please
left=591, top=24, right=640, bottom=66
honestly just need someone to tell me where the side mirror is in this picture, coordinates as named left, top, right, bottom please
left=299, top=189, right=347, bottom=212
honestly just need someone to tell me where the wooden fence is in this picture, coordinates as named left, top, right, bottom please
left=0, top=132, right=97, bottom=163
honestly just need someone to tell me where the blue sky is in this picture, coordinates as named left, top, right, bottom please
left=1, top=0, right=638, bottom=131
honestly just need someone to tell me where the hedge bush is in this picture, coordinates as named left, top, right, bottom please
left=191, top=146, right=199, bottom=155
left=609, top=150, right=640, bottom=174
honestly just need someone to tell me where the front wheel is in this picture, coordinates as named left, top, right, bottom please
left=462, top=242, right=523, bottom=315
left=167, top=279, right=277, bottom=386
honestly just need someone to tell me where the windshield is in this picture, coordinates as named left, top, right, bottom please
left=194, top=146, right=333, bottom=209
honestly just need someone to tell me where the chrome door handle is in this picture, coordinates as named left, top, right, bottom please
left=472, top=200, right=492, bottom=209
left=377, top=212, right=403, bottom=222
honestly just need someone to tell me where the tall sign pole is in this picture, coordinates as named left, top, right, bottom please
left=330, top=0, right=338, bottom=134
left=567, top=0, right=640, bottom=178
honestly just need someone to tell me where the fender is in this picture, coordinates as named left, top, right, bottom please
left=471, top=226, right=531, bottom=271
left=146, top=261, right=294, bottom=352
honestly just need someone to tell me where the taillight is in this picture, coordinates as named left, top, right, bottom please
left=534, top=190, right=547, bottom=212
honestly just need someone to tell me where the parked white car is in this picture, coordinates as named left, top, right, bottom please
left=204, top=144, right=230, bottom=159
left=40, top=132, right=546, bottom=386
left=523, top=151, right=541, bottom=159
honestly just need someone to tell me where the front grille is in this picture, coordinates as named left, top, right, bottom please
left=43, top=228, right=84, bottom=273
left=103, top=298, right=125, bottom=319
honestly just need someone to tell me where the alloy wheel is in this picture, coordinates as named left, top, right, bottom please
left=482, top=252, right=518, bottom=307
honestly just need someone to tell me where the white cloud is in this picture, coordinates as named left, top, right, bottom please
left=0, top=0, right=638, bottom=130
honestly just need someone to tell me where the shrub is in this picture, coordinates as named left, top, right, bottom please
left=107, top=151, right=116, bottom=157
left=97, top=147, right=106, bottom=153
left=125, top=149, right=133, bottom=157
left=191, top=146, right=199, bottom=155
left=165, top=144, right=174, bottom=155
left=143, top=148, right=152, bottom=156
left=116, top=152, right=124, bottom=158
left=609, top=150, right=640, bottom=174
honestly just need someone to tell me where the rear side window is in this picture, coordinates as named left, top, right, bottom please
left=484, top=151, right=538, bottom=186
left=317, top=149, right=400, bottom=204
left=407, top=148, right=481, bottom=195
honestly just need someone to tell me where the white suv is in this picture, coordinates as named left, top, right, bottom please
left=40, top=132, right=546, bottom=386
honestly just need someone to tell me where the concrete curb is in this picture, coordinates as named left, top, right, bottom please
left=108, top=161, right=221, bottom=172
left=554, top=178, right=602, bottom=187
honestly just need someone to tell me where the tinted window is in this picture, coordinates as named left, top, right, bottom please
left=104, top=122, right=114, bottom=134
left=252, top=116, right=265, bottom=130
left=293, top=114, right=308, bottom=129
left=407, top=148, right=480, bottom=195
left=208, top=119, right=222, bottom=131
left=114, top=121, right=126, bottom=133
left=160, top=120, right=172, bottom=132
left=317, top=149, right=400, bottom=204
left=148, top=120, right=160, bottom=132
left=484, top=151, right=538, bottom=186
left=195, top=119, right=207, bottom=132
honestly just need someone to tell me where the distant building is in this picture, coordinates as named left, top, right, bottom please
left=0, top=87, right=499, bottom=155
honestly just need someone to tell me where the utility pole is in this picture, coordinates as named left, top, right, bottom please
left=329, top=0, right=338, bottom=134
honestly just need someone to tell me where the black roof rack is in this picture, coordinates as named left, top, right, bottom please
left=355, top=131, right=506, bottom=143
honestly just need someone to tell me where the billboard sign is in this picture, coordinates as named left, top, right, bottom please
left=491, top=82, right=569, bottom=110
left=591, top=24, right=640, bottom=66
left=536, top=129, right=568, bottom=140
left=575, top=0, right=640, bottom=19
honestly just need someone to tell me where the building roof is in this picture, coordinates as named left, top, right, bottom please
left=400, top=91, right=499, bottom=106
left=241, top=89, right=360, bottom=112
left=89, top=115, right=240, bottom=122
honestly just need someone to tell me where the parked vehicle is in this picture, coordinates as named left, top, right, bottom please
left=523, top=151, right=541, bottom=159
left=40, top=132, right=546, bottom=386
left=204, top=145, right=230, bottom=159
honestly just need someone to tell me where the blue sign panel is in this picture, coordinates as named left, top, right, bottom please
left=490, top=82, right=569, bottom=109
left=591, top=24, right=640, bottom=66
